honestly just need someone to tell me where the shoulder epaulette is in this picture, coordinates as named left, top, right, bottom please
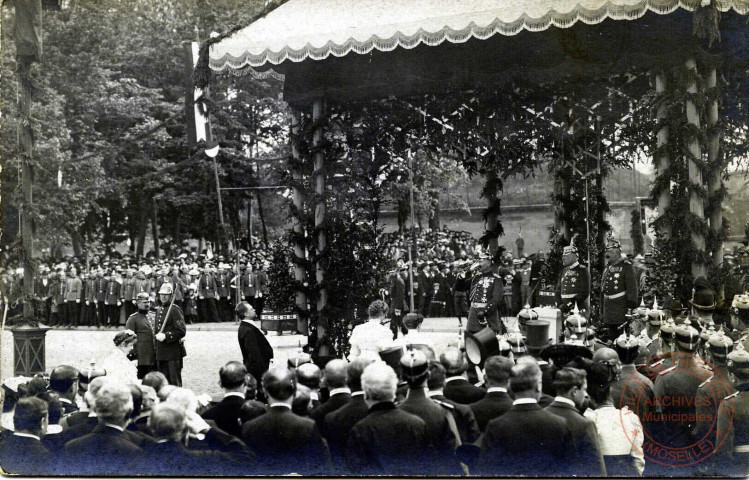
left=650, top=359, right=665, bottom=368
left=432, top=398, right=455, bottom=410
left=659, top=365, right=677, bottom=376
left=493, top=273, right=502, bottom=279
left=724, top=391, right=739, bottom=402
left=622, top=259, right=632, bottom=265
left=698, top=374, right=714, bottom=389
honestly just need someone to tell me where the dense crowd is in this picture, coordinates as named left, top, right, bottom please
left=1, top=291, right=748, bottom=477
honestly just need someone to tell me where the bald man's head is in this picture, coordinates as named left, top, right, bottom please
left=439, top=347, right=467, bottom=377
left=263, top=366, right=296, bottom=402
left=324, top=359, right=348, bottom=390
left=296, top=363, right=322, bottom=390
left=592, top=347, right=619, bottom=364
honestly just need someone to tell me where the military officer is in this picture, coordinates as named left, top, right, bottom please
left=154, top=283, right=186, bottom=386
left=600, top=238, right=639, bottom=341
left=715, top=343, right=749, bottom=475
left=215, top=263, right=231, bottom=322
left=555, top=242, right=590, bottom=315
left=729, top=294, right=749, bottom=349
left=124, top=292, right=157, bottom=379
left=466, top=248, right=504, bottom=334
left=693, top=332, right=734, bottom=441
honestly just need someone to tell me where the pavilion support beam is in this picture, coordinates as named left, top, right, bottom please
left=312, top=98, right=327, bottom=344
left=655, top=72, right=671, bottom=240
left=485, top=169, right=500, bottom=255
left=685, top=57, right=707, bottom=279
left=290, top=110, right=308, bottom=334
left=706, top=67, right=723, bottom=269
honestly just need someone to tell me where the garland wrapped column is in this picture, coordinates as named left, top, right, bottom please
left=18, top=56, right=36, bottom=319
left=290, top=110, right=308, bottom=333
left=484, top=169, right=501, bottom=254
left=706, top=66, right=723, bottom=269
left=685, top=57, right=707, bottom=279
left=655, top=72, right=671, bottom=240
left=312, top=98, right=327, bottom=340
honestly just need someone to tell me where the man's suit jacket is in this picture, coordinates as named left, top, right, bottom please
left=345, top=402, right=430, bottom=476
left=310, top=391, right=350, bottom=429
left=125, top=311, right=156, bottom=366
left=133, top=437, right=255, bottom=476
left=470, top=389, right=513, bottom=432
left=58, top=397, right=79, bottom=416
left=477, top=402, right=573, bottom=476
left=201, top=394, right=245, bottom=438
left=241, top=405, right=331, bottom=475
left=62, top=424, right=142, bottom=476
left=321, top=394, right=369, bottom=472
left=545, top=400, right=607, bottom=476
left=238, top=320, right=273, bottom=382
left=444, top=377, right=486, bottom=405
left=0, top=434, right=50, bottom=475
left=430, top=393, right=480, bottom=444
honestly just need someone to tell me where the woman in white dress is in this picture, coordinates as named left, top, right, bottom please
left=348, top=300, right=395, bottom=361
left=100, top=329, right=139, bottom=385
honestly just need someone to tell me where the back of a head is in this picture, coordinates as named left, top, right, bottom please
left=139, top=385, right=158, bottom=411
left=484, top=355, right=514, bottom=386
left=165, top=387, right=198, bottom=413
left=509, top=358, right=542, bottom=396
left=36, top=391, right=63, bottom=425
left=324, top=359, right=349, bottom=390
left=368, top=300, right=388, bottom=319
left=158, top=384, right=178, bottom=402
left=347, top=356, right=376, bottom=391
left=440, top=347, right=467, bottom=377
left=592, top=347, right=619, bottom=365
left=263, top=366, right=296, bottom=401
left=50, top=365, right=79, bottom=394
left=219, top=361, right=248, bottom=390
left=95, top=382, right=134, bottom=424
left=85, top=376, right=110, bottom=407
left=361, top=362, right=397, bottom=403
left=149, top=403, right=187, bottom=440
left=143, top=371, right=168, bottom=394
left=427, top=361, right=446, bottom=390
left=239, top=400, right=266, bottom=424
left=245, top=374, right=258, bottom=400
left=14, top=396, right=48, bottom=432
left=26, top=376, right=48, bottom=397
left=129, top=384, right=143, bottom=418
left=292, top=384, right=312, bottom=417
left=552, top=368, right=586, bottom=396
left=296, top=363, right=322, bottom=390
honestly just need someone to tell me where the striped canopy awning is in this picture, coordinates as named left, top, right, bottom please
left=209, top=0, right=748, bottom=72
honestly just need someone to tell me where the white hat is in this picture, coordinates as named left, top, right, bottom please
left=188, top=269, right=199, bottom=276
left=158, top=283, right=173, bottom=295
left=140, top=265, right=153, bottom=276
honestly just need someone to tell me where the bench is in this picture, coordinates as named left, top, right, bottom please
left=260, top=312, right=298, bottom=335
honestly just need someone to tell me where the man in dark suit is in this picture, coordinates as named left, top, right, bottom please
left=296, top=363, right=323, bottom=410
left=310, top=359, right=350, bottom=429
left=49, top=365, right=80, bottom=416
left=62, top=382, right=143, bottom=476
left=398, top=350, right=461, bottom=475
left=125, top=292, right=157, bottom=379
left=322, top=356, right=376, bottom=472
left=545, top=367, right=606, bottom=476
left=133, top=403, right=256, bottom=476
left=236, top=301, right=273, bottom=386
left=154, top=283, right=186, bottom=386
left=241, top=366, right=331, bottom=475
left=388, top=267, right=408, bottom=338
left=201, top=361, right=247, bottom=438
left=470, top=355, right=514, bottom=432
left=440, top=347, right=486, bottom=404
left=427, top=362, right=480, bottom=444
left=0, top=397, right=50, bottom=475
left=345, top=362, right=430, bottom=476
left=476, top=357, right=573, bottom=476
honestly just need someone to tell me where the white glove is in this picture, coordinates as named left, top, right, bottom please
left=199, top=296, right=204, bottom=300
left=155, top=332, right=166, bottom=342
left=185, top=411, right=211, bottom=434
left=117, top=301, right=122, bottom=307
left=76, top=299, right=80, bottom=304
left=85, top=301, right=89, bottom=305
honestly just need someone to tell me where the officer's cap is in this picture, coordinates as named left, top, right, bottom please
left=690, top=276, right=716, bottom=311
left=727, top=343, right=749, bottom=375
left=135, top=292, right=150, bottom=302
left=674, top=319, right=700, bottom=351
left=399, top=349, right=429, bottom=379
left=708, top=331, right=734, bottom=362
left=158, top=283, right=173, bottom=295
left=563, top=244, right=577, bottom=255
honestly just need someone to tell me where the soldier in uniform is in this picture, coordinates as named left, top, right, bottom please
left=600, top=238, right=639, bottom=341
left=54, top=267, right=67, bottom=327
left=105, top=270, right=123, bottom=328
left=418, top=263, right=434, bottom=318
left=715, top=343, right=749, bottom=476
left=198, top=264, right=219, bottom=323
left=153, top=283, right=186, bottom=386
left=255, top=262, right=270, bottom=320
left=122, top=267, right=136, bottom=319
left=93, top=268, right=108, bottom=328
left=240, top=262, right=257, bottom=312
left=652, top=320, right=712, bottom=452
left=452, top=261, right=472, bottom=326
left=555, top=243, right=590, bottom=315
left=124, top=292, right=157, bottom=379
left=729, top=294, right=749, bottom=349
left=388, top=264, right=408, bottom=339
left=466, top=249, right=504, bottom=334
left=215, top=263, right=231, bottom=323
left=693, top=331, right=734, bottom=442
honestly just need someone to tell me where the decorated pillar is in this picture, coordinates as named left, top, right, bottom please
left=485, top=169, right=500, bottom=254
left=655, top=72, right=671, bottom=240
left=685, top=57, right=707, bottom=279
left=706, top=66, right=723, bottom=268
left=312, top=98, right=327, bottom=341
left=290, top=110, right=308, bottom=333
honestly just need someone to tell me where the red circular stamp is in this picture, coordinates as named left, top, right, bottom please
left=619, top=352, right=732, bottom=469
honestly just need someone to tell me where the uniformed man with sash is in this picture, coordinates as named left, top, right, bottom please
left=555, top=241, right=590, bottom=315
left=600, top=238, right=638, bottom=341
left=466, top=248, right=504, bottom=334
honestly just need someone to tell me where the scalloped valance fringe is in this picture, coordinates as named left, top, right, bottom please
left=209, top=0, right=749, bottom=71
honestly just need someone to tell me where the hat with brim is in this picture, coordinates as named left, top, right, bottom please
left=465, top=327, right=500, bottom=367
left=538, top=343, right=592, bottom=366
left=526, top=320, right=551, bottom=351
left=379, top=346, right=405, bottom=371
left=690, top=276, right=716, bottom=311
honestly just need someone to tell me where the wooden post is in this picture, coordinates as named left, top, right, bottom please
left=685, top=58, right=707, bottom=279
left=290, top=110, right=308, bottom=334
left=655, top=72, right=671, bottom=239
left=485, top=169, right=500, bottom=254
left=18, top=57, right=35, bottom=319
left=312, top=98, right=327, bottom=341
